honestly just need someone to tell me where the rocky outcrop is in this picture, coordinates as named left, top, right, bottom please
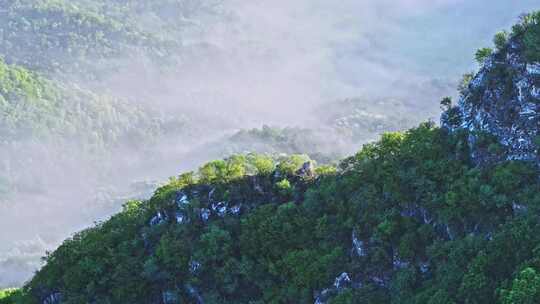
left=442, top=37, right=539, bottom=166
left=352, top=230, right=367, bottom=257
left=296, top=161, right=315, bottom=178
left=42, top=292, right=62, bottom=304
left=314, top=272, right=353, bottom=304
left=161, top=290, right=179, bottom=304
left=149, top=211, right=167, bottom=226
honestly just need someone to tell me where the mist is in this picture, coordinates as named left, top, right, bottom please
left=1, top=0, right=539, bottom=288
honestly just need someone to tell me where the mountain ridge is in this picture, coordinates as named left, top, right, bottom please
left=2, top=5, right=540, bottom=304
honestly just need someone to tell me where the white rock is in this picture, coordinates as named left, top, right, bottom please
left=393, top=254, right=409, bottom=270
left=334, top=272, right=351, bottom=289
left=314, top=289, right=331, bottom=304
left=419, top=262, right=429, bottom=274
left=43, top=293, right=62, bottom=304
left=516, top=79, right=529, bottom=102
left=190, top=260, right=201, bottom=274
left=230, top=205, right=241, bottom=215
left=212, top=202, right=227, bottom=217
left=470, top=72, right=485, bottom=88
left=512, top=202, right=528, bottom=214
left=352, top=231, right=367, bottom=257
left=200, top=208, right=211, bottom=222
left=162, top=290, right=178, bottom=304
left=520, top=102, right=536, bottom=115
left=150, top=211, right=166, bottom=226
left=527, top=63, right=540, bottom=75
left=531, top=86, right=540, bottom=99
left=175, top=212, right=186, bottom=224
left=176, top=193, right=189, bottom=206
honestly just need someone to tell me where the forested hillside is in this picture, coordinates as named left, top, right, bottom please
left=0, top=0, right=179, bottom=77
left=9, top=123, right=540, bottom=304
left=2, top=10, right=539, bottom=303
left=0, top=58, right=170, bottom=144
left=1, top=0, right=447, bottom=290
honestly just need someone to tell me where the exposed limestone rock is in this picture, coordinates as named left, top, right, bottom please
left=296, top=161, right=315, bottom=178
left=211, top=201, right=227, bottom=217
left=400, top=204, right=433, bottom=224
left=512, top=202, right=528, bottom=215
left=371, top=275, right=387, bottom=287
left=527, top=63, right=540, bottom=74
left=161, top=290, right=179, bottom=304
left=442, top=37, right=539, bottom=166
left=419, top=262, right=430, bottom=274
left=208, top=188, right=216, bottom=201
left=352, top=230, right=367, bottom=257
left=333, top=272, right=351, bottom=289
left=314, top=289, right=331, bottom=304
left=176, top=192, right=189, bottom=206
left=185, top=284, right=204, bottom=304
left=43, top=292, right=62, bottom=304
left=393, top=253, right=409, bottom=270
left=150, top=211, right=167, bottom=226
left=314, top=272, right=353, bottom=304
left=230, top=204, right=242, bottom=215
left=189, top=260, right=201, bottom=274
left=200, top=208, right=211, bottom=222
left=175, top=211, right=187, bottom=224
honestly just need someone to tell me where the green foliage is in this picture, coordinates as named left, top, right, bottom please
left=250, top=154, right=275, bottom=175
left=9, top=9, right=540, bottom=303
left=458, top=73, right=474, bottom=96
left=17, top=122, right=540, bottom=303
left=0, top=58, right=177, bottom=146
left=276, top=179, right=293, bottom=196
left=276, top=154, right=311, bottom=176
left=0, top=289, right=24, bottom=304
left=440, top=96, right=453, bottom=111
left=513, top=11, right=540, bottom=62
left=198, top=156, right=249, bottom=184
left=499, top=268, right=540, bottom=304
left=229, top=126, right=343, bottom=163
left=0, top=0, right=176, bottom=76
left=475, top=47, right=493, bottom=64
left=493, top=31, right=509, bottom=51
left=315, top=165, right=338, bottom=176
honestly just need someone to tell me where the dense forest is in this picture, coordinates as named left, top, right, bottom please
left=1, top=9, right=539, bottom=303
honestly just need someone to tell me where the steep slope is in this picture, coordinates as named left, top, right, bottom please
left=442, top=11, right=540, bottom=165
left=14, top=123, right=540, bottom=304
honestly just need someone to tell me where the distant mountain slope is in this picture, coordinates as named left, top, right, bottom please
left=0, top=58, right=186, bottom=202
left=314, top=98, right=420, bottom=143
left=0, top=0, right=177, bottom=77
left=0, top=58, right=178, bottom=146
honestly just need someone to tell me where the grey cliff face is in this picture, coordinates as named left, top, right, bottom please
left=443, top=38, right=539, bottom=166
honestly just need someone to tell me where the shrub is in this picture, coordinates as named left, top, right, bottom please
left=475, top=47, right=493, bottom=64
left=493, top=31, right=509, bottom=51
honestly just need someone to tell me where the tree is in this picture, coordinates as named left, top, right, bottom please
left=500, top=268, right=540, bottom=304
left=440, top=96, right=453, bottom=111
left=475, top=48, right=493, bottom=64
left=493, top=31, right=508, bottom=51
